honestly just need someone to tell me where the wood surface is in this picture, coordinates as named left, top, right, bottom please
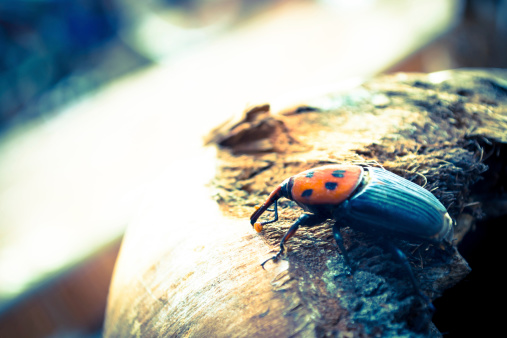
left=105, top=69, right=507, bottom=337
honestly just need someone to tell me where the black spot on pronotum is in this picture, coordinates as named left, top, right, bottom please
left=301, top=189, right=313, bottom=197
left=325, top=182, right=338, bottom=190
left=305, top=171, right=314, bottom=178
left=332, top=170, right=346, bottom=178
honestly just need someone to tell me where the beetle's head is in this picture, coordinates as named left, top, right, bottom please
left=250, top=177, right=293, bottom=232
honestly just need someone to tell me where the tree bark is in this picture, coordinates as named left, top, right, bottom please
left=105, top=69, right=507, bottom=337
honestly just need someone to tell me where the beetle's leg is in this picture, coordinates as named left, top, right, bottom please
left=252, top=200, right=279, bottom=232
left=385, top=242, right=435, bottom=312
left=261, top=200, right=278, bottom=226
left=332, top=221, right=353, bottom=271
left=250, top=186, right=282, bottom=226
left=261, top=213, right=325, bottom=269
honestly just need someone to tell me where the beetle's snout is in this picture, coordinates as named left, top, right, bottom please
left=250, top=206, right=268, bottom=233
left=250, top=200, right=275, bottom=228
left=250, top=185, right=282, bottom=231
left=250, top=205, right=264, bottom=226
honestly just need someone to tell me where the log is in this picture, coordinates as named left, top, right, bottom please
left=104, top=69, right=507, bottom=337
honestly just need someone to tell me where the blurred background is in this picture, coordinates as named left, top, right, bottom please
left=0, top=0, right=505, bottom=337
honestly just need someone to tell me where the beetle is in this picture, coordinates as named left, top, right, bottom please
left=250, top=164, right=454, bottom=303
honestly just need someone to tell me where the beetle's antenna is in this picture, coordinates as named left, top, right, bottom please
left=250, top=186, right=282, bottom=231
